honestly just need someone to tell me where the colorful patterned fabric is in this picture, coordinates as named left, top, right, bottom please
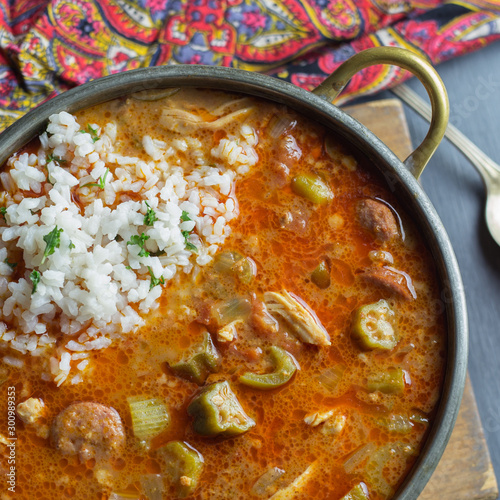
left=0, top=0, right=499, bottom=131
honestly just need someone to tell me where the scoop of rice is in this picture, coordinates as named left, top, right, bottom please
left=0, top=111, right=258, bottom=385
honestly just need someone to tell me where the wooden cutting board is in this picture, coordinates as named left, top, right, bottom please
left=344, top=99, right=498, bottom=500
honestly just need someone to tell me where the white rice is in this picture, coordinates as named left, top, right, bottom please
left=0, top=111, right=258, bottom=385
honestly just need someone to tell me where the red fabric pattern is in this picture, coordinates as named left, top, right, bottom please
left=0, top=0, right=498, bottom=130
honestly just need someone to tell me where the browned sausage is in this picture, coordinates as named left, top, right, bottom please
left=361, top=266, right=416, bottom=300
left=50, top=402, right=125, bottom=463
left=357, top=199, right=399, bottom=242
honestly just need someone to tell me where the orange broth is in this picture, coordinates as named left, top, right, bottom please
left=0, top=89, right=446, bottom=499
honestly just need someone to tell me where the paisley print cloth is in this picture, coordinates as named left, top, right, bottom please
left=0, top=0, right=499, bottom=130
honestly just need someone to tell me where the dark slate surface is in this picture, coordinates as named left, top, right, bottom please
left=363, top=41, right=500, bottom=484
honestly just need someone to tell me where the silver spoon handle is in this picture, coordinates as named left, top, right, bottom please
left=391, top=83, right=500, bottom=183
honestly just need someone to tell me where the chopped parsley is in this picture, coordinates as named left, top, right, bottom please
left=41, top=226, right=63, bottom=265
left=30, top=270, right=41, bottom=294
left=83, top=168, right=109, bottom=190
left=148, top=266, right=165, bottom=290
left=69, top=240, right=75, bottom=250
left=180, top=211, right=197, bottom=253
left=180, top=210, right=192, bottom=222
left=3, top=258, right=16, bottom=269
left=47, top=153, right=66, bottom=164
left=144, top=202, right=157, bottom=226
left=0, top=207, right=6, bottom=221
left=182, top=232, right=198, bottom=252
left=80, top=124, right=100, bottom=143
left=127, top=233, right=150, bottom=257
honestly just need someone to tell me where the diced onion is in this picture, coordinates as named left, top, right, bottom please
left=251, top=467, right=285, bottom=496
left=140, top=474, right=164, bottom=500
left=317, top=365, right=345, bottom=393
left=268, top=114, right=297, bottom=138
left=109, top=492, right=141, bottom=500
left=128, top=397, right=170, bottom=441
left=217, top=298, right=252, bottom=324
left=343, top=442, right=376, bottom=473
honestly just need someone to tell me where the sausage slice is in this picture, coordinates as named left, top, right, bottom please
left=357, top=199, right=399, bottom=242
left=51, top=402, right=125, bottom=463
left=361, top=266, right=416, bottom=301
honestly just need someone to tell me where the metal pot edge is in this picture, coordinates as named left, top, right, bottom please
left=0, top=64, right=468, bottom=500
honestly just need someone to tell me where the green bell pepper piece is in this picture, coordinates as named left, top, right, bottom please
left=161, top=441, right=204, bottom=498
left=367, top=367, right=405, bottom=394
left=311, top=261, right=331, bottom=289
left=170, top=331, right=221, bottom=385
left=291, top=173, right=333, bottom=205
left=187, top=381, right=255, bottom=437
left=239, top=346, right=297, bottom=389
left=340, top=483, right=369, bottom=500
left=352, top=299, right=397, bottom=350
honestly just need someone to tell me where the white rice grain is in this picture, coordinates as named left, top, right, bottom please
left=0, top=109, right=258, bottom=384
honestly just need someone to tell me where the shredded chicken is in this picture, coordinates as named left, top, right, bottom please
left=161, top=107, right=254, bottom=134
left=269, top=462, right=317, bottom=499
left=304, top=409, right=336, bottom=427
left=304, top=409, right=347, bottom=436
left=217, top=319, right=242, bottom=343
left=264, top=290, right=331, bottom=346
left=16, top=397, right=45, bottom=425
left=321, top=412, right=347, bottom=436
left=94, top=468, right=115, bottom=488
left=36, top=425, right=50, bottom=439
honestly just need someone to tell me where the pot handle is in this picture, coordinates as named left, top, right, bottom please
left=312, top=47, right=449, bottom=179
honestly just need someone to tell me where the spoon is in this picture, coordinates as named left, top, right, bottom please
left=391, top=83, right=500, bottom=246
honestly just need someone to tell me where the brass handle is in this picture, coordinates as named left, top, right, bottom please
left=312, top=47, right=449, bottom=179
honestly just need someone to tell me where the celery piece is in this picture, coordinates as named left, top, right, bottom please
left=366, top=368, right=405, bottom=394
left=161, top=441, right=204, bottom=498
left=127, top=397, right=170, bottom=441
left=340, top=482, right=369, bottom=500
left=364, top=442, right=414, bottom=497
left=240, top=346, right=297, bottom=390
left=377, top=414, right=413, bottom=434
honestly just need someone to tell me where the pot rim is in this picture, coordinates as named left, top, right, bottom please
left=0, top=64, right=468, bottom=499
